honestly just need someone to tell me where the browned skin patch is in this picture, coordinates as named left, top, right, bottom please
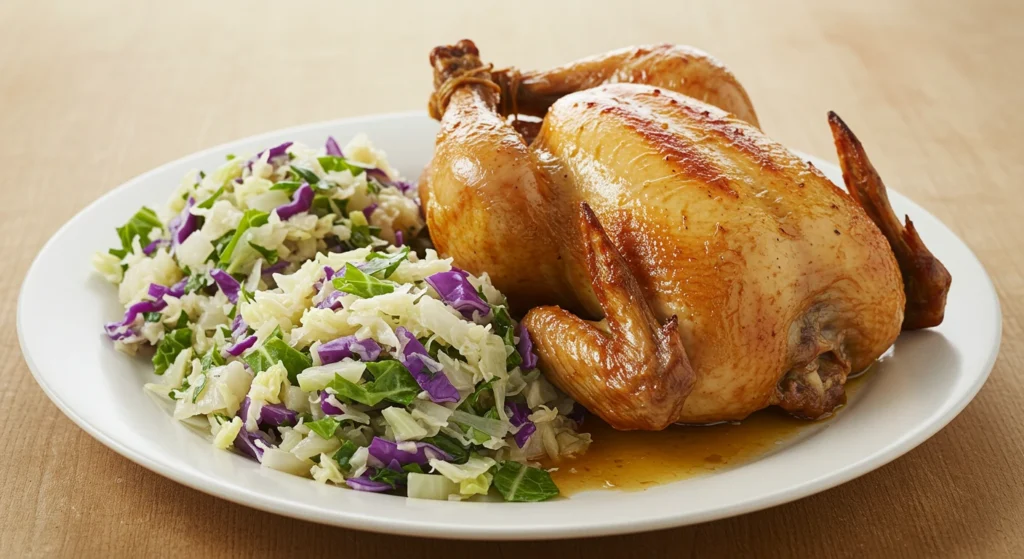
left=575, top=91, right=739, bottom=198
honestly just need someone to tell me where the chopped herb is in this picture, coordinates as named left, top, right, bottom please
left=288, top=165, right=320, bottom=185
left=200, top=346, right=226, bottom=371
left=218, top=209, right=269, bottom=266
left=190, top=373, right=208, bottom=403
left=421, top=433, right=470, bottom=464
left=242, top=338, right=312, bottom=384
left=248, top=242, right=279, bottom=265
left=109, top=207, right=163, bottom=259
left=492, top=461, right=560, bottom=502
left=269, top=181, right=302, bottom=195
left=369, top=467, right=405, bottom=489
left=490, top=304, right=522, bottom=369
left=425, top=339, right=465, bottom=362
left=196, top=186, right=225, bottom=209
left=333, top=440, right=359, bottom=472
left=459, top=380, right=494, bottom=415
left=332, top=263, right=395, bottom=298
left=143, top=311, right=163, bottom=323
left=184, top=269, right=213, bottom=294
left=153, top=328, right=192, bottom=375
left=402, top=463, right=424, bottom=474
left=327, top=361, right=419, bottom=407
left=306, top=417, right=340, bottom=440
left=318, top=156, right=366, bottom=176
left=225, top=154, right=236, bottom=161
left=361, top=247, right=409, bottom=279
left=173, top=311, right=190, bottom=329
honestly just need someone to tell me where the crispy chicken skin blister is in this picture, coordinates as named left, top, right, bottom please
left=422, top=40, right=950, bottom=429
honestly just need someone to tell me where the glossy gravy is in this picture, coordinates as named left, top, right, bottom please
left=545, top=373, right=867, bottom=495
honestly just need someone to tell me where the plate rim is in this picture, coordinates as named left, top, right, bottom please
left=17, top=111, right=1003, bottom=540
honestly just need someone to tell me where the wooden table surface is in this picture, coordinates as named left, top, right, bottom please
left=2, top=0, right=1022, bottom=556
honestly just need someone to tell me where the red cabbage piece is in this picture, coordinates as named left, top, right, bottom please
left=315, top=290, right=345, bottom=311
left=317, top=335, right=382, bottom=364
left=424, top=270, right=491, bottom=320
left=394, top=327, right=459, bottom=403
left=395, top=180, right=413, bottom=194
left=169, top=197, right=198, bottom=248
left=394, top=230, right=404, bottom=247
left=224, top=335, right=256, bottom=357
left=238, top=396, right=297, bottom=428
left=515, top=323, right=538, bottom=370
left=320, top=392, right=344, bottom=415
left=367, top=437, right=452, bottom=467
left=142, top=239, right=167, bottom=255
left=325, top=136, right=343, bottom=157
left=209, top=269, right=241, bottom=304
left=361, top=203, right=378, bottom=218
left=365, top=168, right=391, bottom=186
left=346, top=475, right=392, bottom=492
left=262, top=260, right=288, bottom=275
left=147, top=278, right=187, bottom=301
left=233, top=427, right=269, bottom=461
left=103, top=299, right=166, bottom=340
left=312, top=266, right=335, bottom=292
left=259, top=402, right=297, bottom=426
left=247, top=142, right=293, bottom=171
left=505, top=403, right=536, bottom=448
left=275, top=183, right=314, bottom=221
left=230, top=314, right=247, bottom=339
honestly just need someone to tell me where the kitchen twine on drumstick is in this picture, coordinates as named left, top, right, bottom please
left=428, top=63, right=521, bottom=122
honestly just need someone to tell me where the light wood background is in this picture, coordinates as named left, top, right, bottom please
left=2, top=0, right=1022, bottom=557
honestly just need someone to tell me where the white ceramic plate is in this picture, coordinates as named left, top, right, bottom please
left=18, top=112, right=1001, bottom=540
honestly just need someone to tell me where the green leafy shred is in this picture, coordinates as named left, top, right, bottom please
left=369, top=467, right=405, bottom=489
left=332, top=263, right=395, bottom=298
left=490, top=304, right=522, bottom=369
left=492, top=461, right=560, bottom=502
left=143, top=311, right=163, bottom=323
left=288, top=165, right=320, bottom=185
left=200, top=346, right=226, bottom=371
left=190, top=373, right=208, bottom=403
left=318, top=155, right=366, bottom=176
left=459, top=380, right=494, bottom=415
left=110, top=207, right=163, bottom=259
left=421, top=434, right=470, bottom=465
left=218, top=209, right=269, bottom=266
left=248, top=242, right=279, bottom=265
left=361, top=247, right=409, bottom=279
left=269, top=181, right=302, bottom=195
left=173, top=311, right=190, bottom=329
left=153, top=328, right=192, bottom=375
left=242, top=338, right=312, bottom=384
left=306, top=417, right=340, bottom=440
left=196, top=186, right=225, bottom=210
left=333, top=440, right=359, bottom=472
left=327, top=360, right=419, bottom=406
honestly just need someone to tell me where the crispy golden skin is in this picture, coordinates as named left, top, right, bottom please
left=424, top=40, right=941, bottom=429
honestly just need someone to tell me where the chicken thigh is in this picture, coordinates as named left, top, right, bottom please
left=422, top=40, right=949, bottom=429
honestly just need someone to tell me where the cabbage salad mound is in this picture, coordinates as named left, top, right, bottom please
left=93, top=134, right=590, bottom=502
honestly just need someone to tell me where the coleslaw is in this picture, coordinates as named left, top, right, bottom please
left=93, top=134, right=589, bottom=502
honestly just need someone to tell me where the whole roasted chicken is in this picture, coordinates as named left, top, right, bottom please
left=422, top=40, right=950, bottom=429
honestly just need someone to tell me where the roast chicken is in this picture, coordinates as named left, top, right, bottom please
left=422, top=40, right=950, bottom=429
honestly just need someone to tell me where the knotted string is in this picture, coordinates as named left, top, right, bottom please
left=428, top=63, right=503, bottom=120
